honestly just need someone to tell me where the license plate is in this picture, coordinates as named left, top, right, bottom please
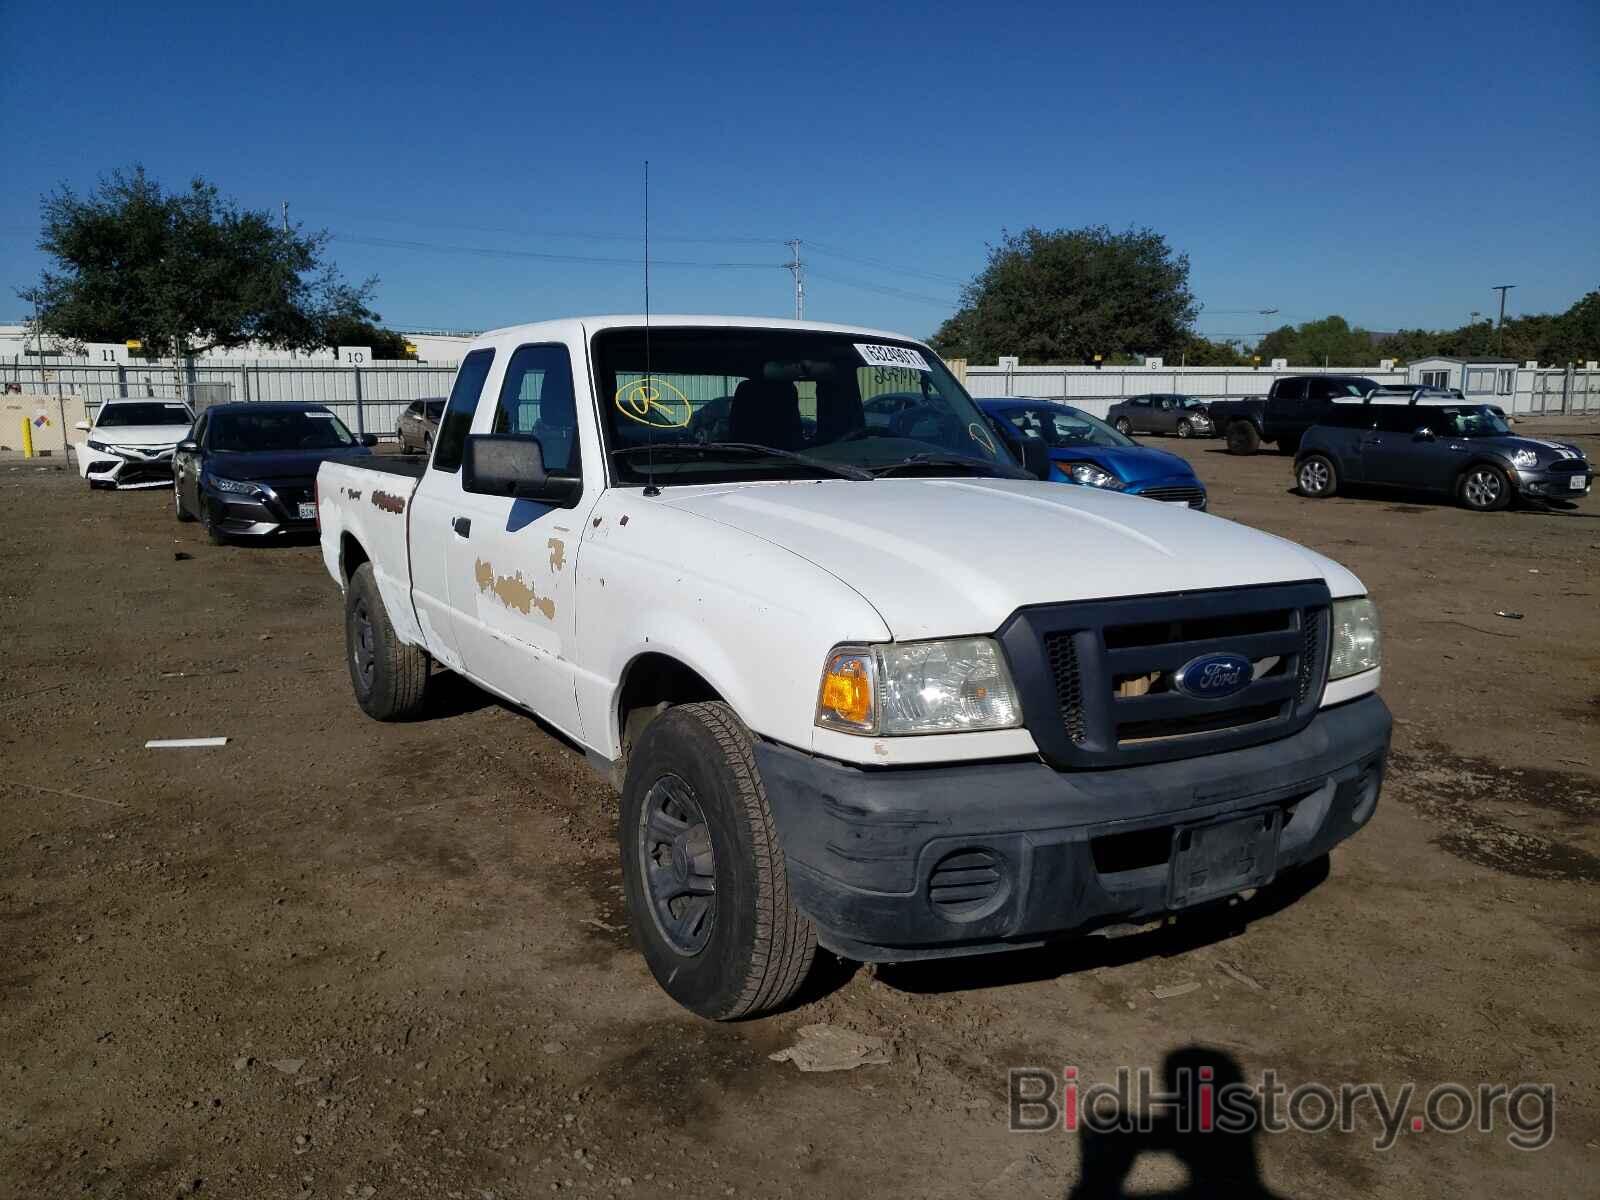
left=1168, top=810, right=1281, bottom=908
left=1570, top=475, right=1587, bottom=491
left=297, top=502, right=317, bottom=519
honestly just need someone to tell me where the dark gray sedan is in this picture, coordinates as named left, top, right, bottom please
left=1105, top=394, right=1215, bottom=439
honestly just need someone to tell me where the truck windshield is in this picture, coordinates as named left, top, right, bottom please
left=592, top=327, right=1020, bottom=486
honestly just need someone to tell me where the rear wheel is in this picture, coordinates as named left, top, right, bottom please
left=1113, top=417, right=1133, bottom=435
left=1226, top=421, right=1262, bottom=455
left=1176, top=418, right=1194, bottom=438
left=620, top=701, right=816, bottom=1020
left=1458, top=464, right=1511, bottom=512
left=1297, top=454, right=1338, bottom=498
left=345, top=562, right=430, bottom=720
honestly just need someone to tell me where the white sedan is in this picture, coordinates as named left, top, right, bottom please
left=73, top=399, right=196, bottom=489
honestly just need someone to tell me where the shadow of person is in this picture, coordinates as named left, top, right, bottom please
left=1066, top=1047, right=1288, bottom=1200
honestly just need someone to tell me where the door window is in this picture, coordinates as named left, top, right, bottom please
left=1274, top=378, right=1308, bottom=403
left=432, top=349, right=496, bottom=473
left=492, top=345, right=580, bottom=474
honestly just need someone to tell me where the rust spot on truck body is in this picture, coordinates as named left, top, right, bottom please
left=343, top=486, right=363, bottom=502
left=547, top=537, right=566, bottom=572
left=473, top=558, right=556, bottom=620
left=372, top=490, right=407, bottom=515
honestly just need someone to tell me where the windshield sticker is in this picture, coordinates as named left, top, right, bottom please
left=855, top=343, right=930, bottom=372
left=306, top=411, right=336, bottom=418
left=967, top=421, right=997, bottom=456
left=615, top=378, right=691, bottom=429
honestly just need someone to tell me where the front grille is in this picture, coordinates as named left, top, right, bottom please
left=998, top=582, right=1332, bottom=769
left=1044, top=632, right=1086, bottom=744
left=1549, top=459, right=1587, bottom=473
left=267, top=483, right=313, bottom=506
left=928, top=849, right=1004, bottom=916
left=1139, top=485, right=1206, bottom=507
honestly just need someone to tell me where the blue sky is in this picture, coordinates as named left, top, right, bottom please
left=2, top=0, right=1596, bottom=343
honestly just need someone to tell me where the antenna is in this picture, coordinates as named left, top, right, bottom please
left=642, top=161, right=659, bottom=497
left=785, top=239, right=805, bottom=319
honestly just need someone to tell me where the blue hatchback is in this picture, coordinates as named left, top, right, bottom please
left=980, top=397, right=1208, bottom=509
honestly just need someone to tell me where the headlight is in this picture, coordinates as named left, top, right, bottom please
left=208, top=476, right=263, bottom=496
left=1329, top=597, right=1381, bottom=680
left=1510, top=448, right=1538, bottom=469
left=86, top=439, right=110, bottom=452
left=1061, top=462, right=1125, bottom=490
left=816, top=638, right=1023, bottom=735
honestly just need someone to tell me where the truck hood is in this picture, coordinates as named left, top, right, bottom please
left=87, top=423, right=191, bottom=446
left=659, top=477, right=1363, bottom=640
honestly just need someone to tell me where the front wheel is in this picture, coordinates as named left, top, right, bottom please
left=1113, top=417, right=1133, bottom=435
left=620, top=702, right=816, bottom=1020
left=1226, top=421, right=1262, bottom=455
left=1176, top=418, right=1193, bottom=438
left=1459, top=464, right=1511, bottom=512
left=345, top=562, right=431, bottom=719
left=1297, top=454, right=1338, bottom=498
left=174, top=482, right=195, bottom=522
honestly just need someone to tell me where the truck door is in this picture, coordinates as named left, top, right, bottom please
left=446, top=342, right=590, bottom=738
left=409, top=347, right=497, bottom=672
left=1266, top=377, right=1308, bottom=439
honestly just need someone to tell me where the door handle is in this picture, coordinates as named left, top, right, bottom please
left=452, top=516, right=472, bottom=538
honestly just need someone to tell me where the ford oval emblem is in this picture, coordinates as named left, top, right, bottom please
left=1173, top=652, right=1253, bottom=700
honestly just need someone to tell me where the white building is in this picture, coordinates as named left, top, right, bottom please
left=1406, top=355, right=1521, bottom=403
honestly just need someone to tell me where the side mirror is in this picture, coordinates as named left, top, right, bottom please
left=462, top=434, right=582, bottom=506
left=177, top=438, right=200, bottom=453
left=75, top=420, right=91, bottom=432
left=1413, top=427, right=1435, bottom=442
left=360, top=433, right=379, bottom=447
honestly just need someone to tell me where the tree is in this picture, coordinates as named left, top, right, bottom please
left=1177, top=334, right=1248, bottom=366
left=19, top=166, right=387, bottom=357
left=1253, top=315, right=1381, bottom=367
left=929, top=226, right=1197, bottom=364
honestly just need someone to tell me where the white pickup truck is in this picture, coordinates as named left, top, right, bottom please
left=316, top=316, right=1390, bottom=1020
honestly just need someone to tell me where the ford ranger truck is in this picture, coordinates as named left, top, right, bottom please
left=316, top=317, right=1390, bottom=1020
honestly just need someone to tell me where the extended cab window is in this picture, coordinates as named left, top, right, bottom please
left=493, top=345, right=580, bottom=474
left=432, top=349, right=496, bottom=473
left=1273, top=378, right=1308, bottom=403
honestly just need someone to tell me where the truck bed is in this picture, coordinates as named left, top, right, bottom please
left=316, top=456, right=428, bottom=651
left=350, top=453, right=428, bottom=479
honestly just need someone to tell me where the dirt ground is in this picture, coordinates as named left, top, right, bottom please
left=3, top=420, right=1597, bottom=1200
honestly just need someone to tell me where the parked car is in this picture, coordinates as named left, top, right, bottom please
left=1295, top=398, right=1591, bottom=511
left=317, top=316, right=1389, bottom=1021
left=72, top=398, right=196, bottom=490
left=1104, top=393, right=1215, bottom=439
left=397, top=398, right=445, bottom=454
left=1208, top=375, right=1380, bottom=456
left=173, top=402, right=377, bottom=542
left=980, top=398, right=1208, bottom=508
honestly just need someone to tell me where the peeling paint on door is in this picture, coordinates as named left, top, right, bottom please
left=474, top=558, right=556, bottom=620
left=547, top=537, right=566, bottom=572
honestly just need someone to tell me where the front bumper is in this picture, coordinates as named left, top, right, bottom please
left=756, top=693, right=1390, bottom=961
left=201, top=481, right=317, bottom=537
left=1515, top=465, right=1591, bottom=500
left=78, top=446, right=176, bottom=488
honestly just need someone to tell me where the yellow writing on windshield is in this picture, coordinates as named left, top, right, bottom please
left=616, top=377, right=691, bottom=429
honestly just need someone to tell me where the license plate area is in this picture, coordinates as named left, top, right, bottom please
left=1168, top=809, right=1281, bottom=908
left=297, top=502, right=317, bottom=519
left=1570, top=475, right=1587, bottom=491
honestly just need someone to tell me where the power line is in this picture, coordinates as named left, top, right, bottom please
left=807, top=242, right=968, bottom=287
left=807, top=269, right=955, bottom=308
left=300, top=205, right=782, bottom=247
left=330, top=233, right=778, bottom=271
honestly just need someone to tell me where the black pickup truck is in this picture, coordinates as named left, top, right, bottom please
left=1209, top=375, right=1379, bottom=455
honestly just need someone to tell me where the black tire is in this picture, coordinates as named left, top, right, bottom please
left=620, top=701, right=816, bottom=1020
left=174, top=481, right=195, bottom=522
left=1176, top=418, right=1193, bottom=439
left=1458, top=463, right=1512, bottom=512
left=1113, top=417, right=1133, bottom=435
left=423, top=431, right=433, bottom=458
left=345, top=562, right=430, bottom=720
left=197, top=498, right=229, bottom=545
left=1296, top=454, right=1338, bottom=498
left=1226, top=421, right=1262, bottom=455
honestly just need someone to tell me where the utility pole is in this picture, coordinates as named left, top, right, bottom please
left=1492, top=284, right=1515, bottom=354
left=282, top=201, right=290, bottom=234
left=784, top=239, right=804, bottom=320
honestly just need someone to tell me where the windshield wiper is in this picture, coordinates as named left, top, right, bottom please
left=869, top=453, right=1030, bottom=480
left=610, top=442, right=873, bottom=482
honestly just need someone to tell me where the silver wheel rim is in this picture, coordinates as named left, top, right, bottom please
left=1116, top=420, right=1130, bottom=433
left=1178, top=421, right=1191, bottom=438
left=1300, top=460, right=1329, bottom=493
left=1464, top=469, right=1501, bottom=507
